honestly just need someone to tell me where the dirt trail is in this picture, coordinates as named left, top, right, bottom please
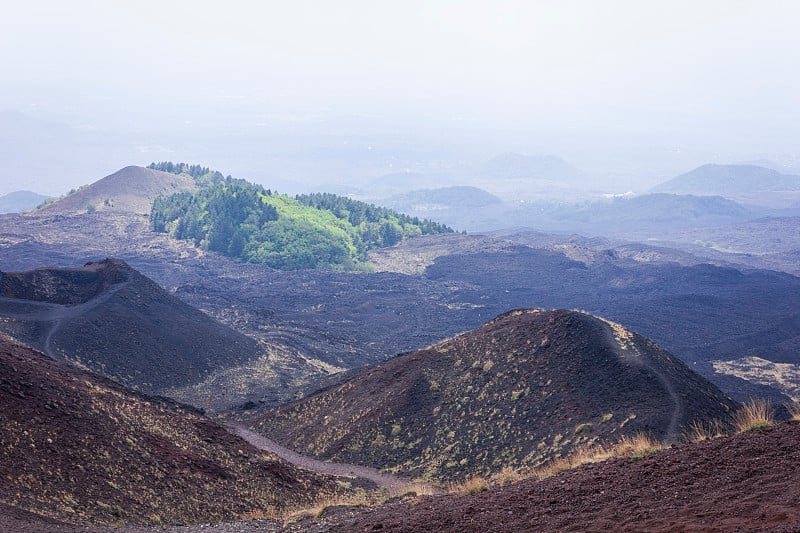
left=603, top=321, right=684, bottom=440
left=0, top=279, right=131, bottom=358
left=224, top=423, right=443, bottom=495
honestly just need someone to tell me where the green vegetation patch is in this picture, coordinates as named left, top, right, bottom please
left=150, top=164, right=453, bottom=270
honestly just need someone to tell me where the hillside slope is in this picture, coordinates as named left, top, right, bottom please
left=0, top=335, right=342, bottom=526
left=35, top=166, right=196, bottom=215
left=0, top=259, right=263, bottom=406
left=253, top=309, right=738, bottom=482
left=652, top=163, right=800, bottom=195
left=302, top=421, right=800, bottom=532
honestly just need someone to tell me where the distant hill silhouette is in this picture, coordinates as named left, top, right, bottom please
left=384, top=186, right=503, bottom=212
left=378, top=190, right=753, bottom=235
left=480, top=153, right=587, bottom=182
left=368, top=171, right=448, bottom=195
left=537, top=193, right=753, bottom=234
left=0, top=191, right=50, bottom=214
left=35, top=166, right=196, bottom=215
left=0, top=334, right=341, bottom=526
left=253, top=309, right=737, bottom=482
left=0, top=259, right=262, bottom=403
left=652, top=164, right=800, bottom=195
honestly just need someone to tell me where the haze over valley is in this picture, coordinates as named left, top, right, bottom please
left=2, top=2, right=800, bottom=532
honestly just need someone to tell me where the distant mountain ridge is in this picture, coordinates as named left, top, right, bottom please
left=541, top=193, right=753, bottom=233
left=378, top=191, right=754, bottom=235
left=383, top=186, right=503, bottom=211
left=652, top=164, right=800, bottom=195
left=252, top=309, right=737, bottom=482
left=0, top=191, right=50, bottom=214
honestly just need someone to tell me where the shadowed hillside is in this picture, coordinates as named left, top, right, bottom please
left=0, top=335, right=344, bottom=526
left=0, top=259, right=263, bottom=403
left=252, top=309, right=738, bottom=482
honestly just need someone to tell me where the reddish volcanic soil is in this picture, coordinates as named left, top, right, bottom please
left=1, top=361, right=799, bottom=532
left=289, top=421, right=800, bottom=533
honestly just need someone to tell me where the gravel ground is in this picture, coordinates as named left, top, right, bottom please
left=6, top=422, right=800, bottom=533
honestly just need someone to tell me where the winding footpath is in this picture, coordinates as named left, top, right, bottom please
left=0, top=279, right=131, bottom=359
left=223, top=422, right=444, bottom=495
left=602, top=321, right=684, bottom=441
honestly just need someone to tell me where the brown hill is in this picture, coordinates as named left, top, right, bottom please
left=36, top=166, right=196, bottom=215
left=0, top=334, right=344, bottom=526
left=251, top=309, right=738, bottom=482
left=294, top=421, right=800, bottom=532
left=0, top=259, right=263, bottom=407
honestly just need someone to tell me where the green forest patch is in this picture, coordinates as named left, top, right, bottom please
left=149, top=162, right=453, bottom=270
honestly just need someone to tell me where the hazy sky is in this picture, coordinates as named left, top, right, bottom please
left=2, top=1, right=800, bottom=194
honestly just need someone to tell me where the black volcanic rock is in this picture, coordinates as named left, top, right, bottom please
left=253, top=309, right=738, bottom=482
left=1, top=258, right=129, bottom=304
left=0, top=259, right=263, bottom=395
left=2, top=206, right=800, bottom=410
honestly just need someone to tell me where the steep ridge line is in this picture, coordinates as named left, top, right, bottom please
left=223, top=423, right=444, bottom=495
left=601, top=319, right=684, bottom=440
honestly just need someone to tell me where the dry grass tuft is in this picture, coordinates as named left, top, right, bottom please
left=613, top=433, right=666, bottom=459
left=532, top=445, right=609, bottom=480
left=283, top=482, right=438, bottom=524
left=786, top=401, right=800, bottom=422
left=282, top=491, right=379, bottom=523
left=733, top=400, right=774, bottom=433
left=449, top=476, right=489, bottom=495
left=685, top=419, right=727, bottom=442
left=491, top=466, right=524, bottom=486
left=531, top=432, right=665, bottom=480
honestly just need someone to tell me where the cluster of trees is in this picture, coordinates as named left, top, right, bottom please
left=147, top=162, right=227, bottom=185
left=296, top=193, right=453, bottom=244
left=151, top=174, right=454, bottom=270
left=148, top=162, right=210, bottom=178
left=151, top=178, right=279, bottom=258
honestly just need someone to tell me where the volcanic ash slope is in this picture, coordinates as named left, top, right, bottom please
left=254, top=309, right=738, bottom=482
left=0, top=334, right=344, bottom=526
left=0, top=258, right=263, bottom=405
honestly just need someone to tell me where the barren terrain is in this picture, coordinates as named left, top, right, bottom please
left=282, top=421, right=800, bottom=533
left=2, top=209, right=799, bottom=408
left=253, top=309, right=738, bottom=482
left=0, top=335, right=353, bottom=526
left=0, top=259, right=263, bottom=405
left=4, top=422, right=800, bottom=533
